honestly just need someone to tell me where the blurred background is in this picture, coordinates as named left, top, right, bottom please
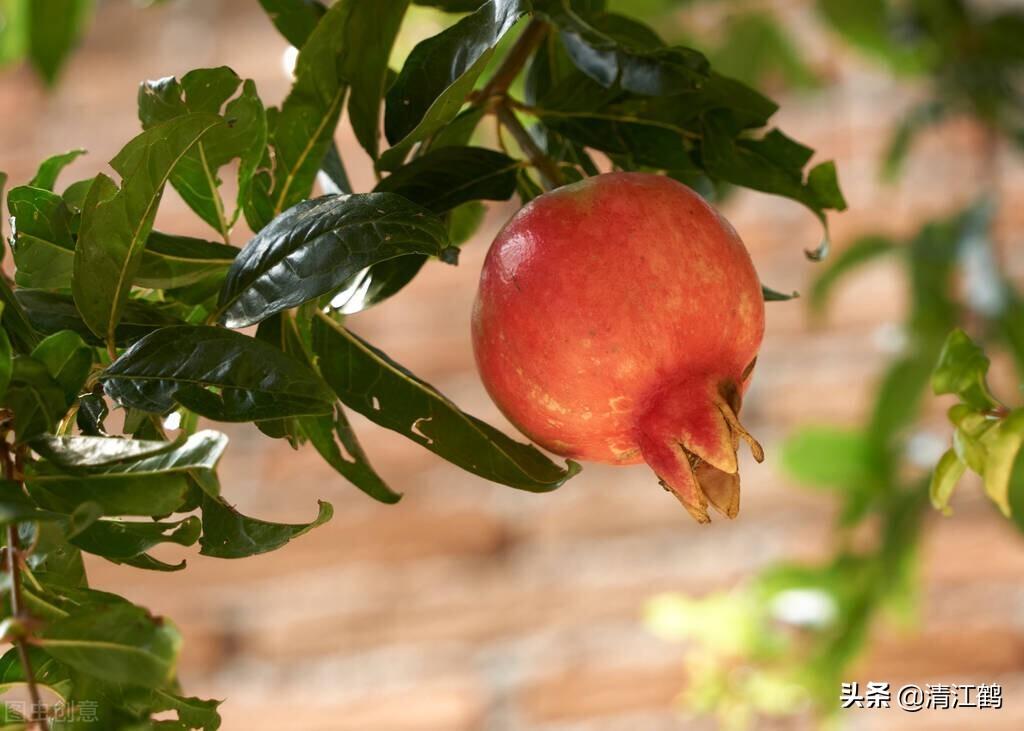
left=3, top=0, right=1024, bottom=729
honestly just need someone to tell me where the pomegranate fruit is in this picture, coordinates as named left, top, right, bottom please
left=472, top=172, right=765, bottom=523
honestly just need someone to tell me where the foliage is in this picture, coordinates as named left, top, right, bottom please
left=1, top=1, right=844, bottom=727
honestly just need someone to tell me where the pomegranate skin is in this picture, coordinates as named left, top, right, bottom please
left=472, top=172, right=765, bottom=522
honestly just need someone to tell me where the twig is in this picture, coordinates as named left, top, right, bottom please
left=496, top=104, right=563, bottom=190
left=2, top=442, right=49, bottom=731
left=476, top=19, right=550, bottom=102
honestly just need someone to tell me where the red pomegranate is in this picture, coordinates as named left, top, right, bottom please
left=472, top=172, right=765, bottom=523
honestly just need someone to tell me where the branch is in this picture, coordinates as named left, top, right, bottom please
left=2, top=442, right=49, bottom=731
left=495, top=104, right=564, bottom=191
left=477, top=18, right=549, bottom=102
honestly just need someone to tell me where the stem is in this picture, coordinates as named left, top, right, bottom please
left=477, top=19, right=549, bottom=102
left=496, top=104, right=563, bottom=190
left=2, top=444, right=49, bottom=731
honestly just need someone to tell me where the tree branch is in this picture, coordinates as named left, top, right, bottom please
left=3, top=441, right=49, bottom=731
left=495, top=104, right=563, bottom=191
left=477, top=18, right=549, bottom=102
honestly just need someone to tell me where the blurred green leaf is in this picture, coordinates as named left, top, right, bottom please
left=983, top=409, right=1024, bottom=517
left=219, top=193, right=450, bottom=328
left=711, top=11, right=819, bottom=91
left=932, top=329, right=1000, bottom=410
left=348, top=0, right=408, bottom=160
left=809, top=235, right=897, bottom=314
left=72, top=114, right=221, bottom=345
left=930, top=448, right=965, bottom=513
left=199, top=494, right=332, bottom=559
left=816, top=0, right=932, bottom=75
left=781, top=426, right=874, bottom=491
left=26, top=0, right=92, bottom=84
left=29, top=148, right=86, bottom=191
left=312, top=311, right=580, bottom=492
left=882, top=100, right=946, bottom=181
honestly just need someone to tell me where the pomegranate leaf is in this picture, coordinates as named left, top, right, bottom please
left=102, top=326, right=334, bottom=422
left=198, top=493, right=333, bottom=558
left=72, top=114, right=222, bottom=345
left=70, top=516, right=201, bottom=562
left=311, top=312, right=581, bottom=492
left=931, top=329, right=1001, bottom=411
left=7, top=184, right=76, bottom=289
left=139, top=68, right=267, bottom=241
left=218, top=193, right=449, bottom=328
left=136, top=231, right=238, bottom=291
left=381, top=0, right=531, bottom=170
left=375, top=146, right=520, bottom=213
left=258, top=0, right=327, bottom=47
left=15, top=290, right=183, bottom=347
left=29, top=148, right=86, bottom=191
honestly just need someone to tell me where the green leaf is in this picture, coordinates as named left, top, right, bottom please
left=0, top=304, right=11, bottom=402
left=780, top=426, right=874, bottom=490
left=347, top=0, right=409, bottom=160
left=983, top=409, right=1024, bottom=517
left=711, top=11, right=819, bottom=91
left=0, top=646, right=74, bottom=699
left=7, top=184, right=75, bottom=289
left=882, top=100, right=946, bottom=181
left=26, top=0, right=92, bottom=84
left=199, top=494, right=332, bottom=559
left=29, top=148, right=86, bottom=191
left=139, top=68, right=267, bottom=240
left=0, top=276, right=41, bottom=353
left=247, top=0, right=356, bottom=229
left=816, top=0, right=933, bottom=75
left=414, top=0, right=485, bottom=10
left=76, top=390, right=108, bottom=436
left=327, top=255, right=428, bottom=315
left=3, top=355, right=67, bottom=441
left=71, top=516, right=201, bottom=563
left=375, top=146, right=519, bottom=213
left=218, top=193, right=450, bottom=328
left=30, top=330, right=92, bottom=404
left=381, top=0, right=531, bottom=170
left=102, top=326, right=334, bottom=421
left=15, top=289, right=183, bottom=347
left=25, top=430, right=227, bottom=516
left=258, top=0, right=326, bottom=47
left=30, top=434, right=182, bottom=471
left=36, top=603, right=181, bottom=689
left=311, top=312, right=580, bottom=492
left=809, top=234, right=897, bottom=314
left=136, top=231, right=238, bottom=290
left=761, top=285, right=798, bottom=302
left=537, top=0, right=709, bottom=95
left=932, top=329, right=1000, bottom=410
left=302, top=407, right=401, bottom=504
left=0, top=479, right=65, bottom=525
left=72, top=113, right=222, bottom=345
left=930, top=448, right=965, bottom=514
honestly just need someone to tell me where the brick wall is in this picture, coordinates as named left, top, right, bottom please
left=2, top=1, right=1024, bottom=729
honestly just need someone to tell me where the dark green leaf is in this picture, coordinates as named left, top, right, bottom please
left=247, top=0, right=355, bottom=229
left=312, top=312, right=580, bottom=491
left=139, top=68, right=267, bottom=240
left=258, top=0, right=326, bottom=47
left=762, top=285, right=798, bottom=302
left=102, top=326, right=334, bottom=421
left=414, top=0, right=485, bottom=10
left=36, top=603, right=181, bottom=689
left=0, top=479, right=65, bottom=525
left=29, top=148, right=86, bottom=191
left=537, top=0, right=708, bottom=95
left=319, top=140, right=352, bottom=195
left=347, top=0, right=409, bottom=160
left=136, top=231, right=238, bottom=290
left=30, top=330, right=92, bottom=405
left=3, top=355, right=67, bottom=441
left=26, top=0, right=91, bottom=84
left=71, top=516, right=201, bottom=561
left=30, top=434, right=183, bottom=471
left=328, top=255, right=429, bottom=315
left=7, top=184, right=75, bottom=289
left=218, top=193, right=450, bottom=328
left=302, top=407, right=401, bottom=503
left=0, top=275, right=42, bottom=353
left=25, top=430, right=227, bottom=516
left=381, top=0, right=530, bottom=169
left=199, top=493, right=332, bottom=558
left=15, top=289, right=183, bottom=347
left=375, top=146, right=519, bottom=213
left=0, top=304, right=11, bottom=401
left=72, top=114, right=222, bottom=344
left=76, top=390, right=109, bottom=436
